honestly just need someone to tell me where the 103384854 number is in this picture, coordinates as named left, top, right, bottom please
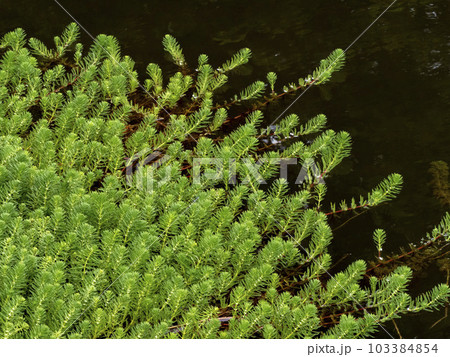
left=368, top=343, right=438, bottom=354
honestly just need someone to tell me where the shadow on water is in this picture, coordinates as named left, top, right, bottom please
left=1, top=0, right=449, bottom=338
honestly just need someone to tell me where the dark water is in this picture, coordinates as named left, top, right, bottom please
left=1, top=0, right=449, bottom=338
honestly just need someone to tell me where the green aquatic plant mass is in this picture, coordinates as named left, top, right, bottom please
left=0, top=23, right=449, bottom=339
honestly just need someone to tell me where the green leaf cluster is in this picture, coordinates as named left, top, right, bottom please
left=0, top=24, right=448, bottom=339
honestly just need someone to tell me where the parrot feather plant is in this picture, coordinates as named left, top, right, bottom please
left=0, top=23, right=448, bottom=339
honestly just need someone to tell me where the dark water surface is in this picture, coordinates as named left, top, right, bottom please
left=1, top=0, right=449, bottom=338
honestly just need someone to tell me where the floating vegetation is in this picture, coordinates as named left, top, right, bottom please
left=0, top=23, right=448, bottom=339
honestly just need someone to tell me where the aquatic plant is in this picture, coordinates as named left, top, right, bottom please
left=429, top=161, right=450, bottom=208
left=0, top=23, right=448, bottom=338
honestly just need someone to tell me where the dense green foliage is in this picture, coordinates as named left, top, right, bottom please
left=0, top=24, right=449, bottom=339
